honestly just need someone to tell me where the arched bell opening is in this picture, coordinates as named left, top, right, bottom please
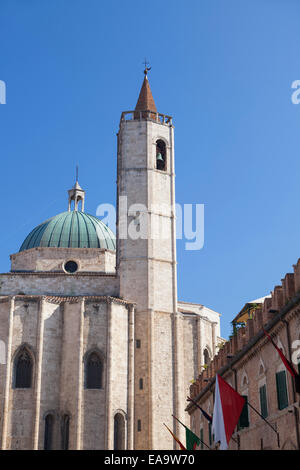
left=156, top=139, right=166, bottom=171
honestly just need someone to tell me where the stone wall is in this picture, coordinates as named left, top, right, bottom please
left=117, top=117, right=178, bottom=450
left=10, top=247, right=116, bottom=274
left=0, top=272, right=119, bottom=297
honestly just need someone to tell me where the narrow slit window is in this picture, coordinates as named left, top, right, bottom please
left=114, top=413, right=125, bottom=450
left=276, top=371, right=289, bottom=410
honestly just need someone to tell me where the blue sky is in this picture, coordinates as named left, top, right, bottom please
left=1, top=0, right=300, bottom=338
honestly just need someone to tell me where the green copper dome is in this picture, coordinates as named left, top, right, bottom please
left=19, top=211, right=116, bottom=252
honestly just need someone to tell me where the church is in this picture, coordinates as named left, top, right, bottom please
left=0, top=70, right=222, bottom=450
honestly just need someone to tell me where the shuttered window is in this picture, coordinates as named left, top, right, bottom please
left=238, top=395, right=249, bottom=429
left=259, top=385, right=268, bottom=418
left=276, top=370, right=288, bottom=410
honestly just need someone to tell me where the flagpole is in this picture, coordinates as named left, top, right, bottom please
left=172, top=414, right=211, bottom=450
left=163, top=423, right=186, bottom=450
left=186, top=396, right=212, bottom=421
left=187, top=396, right=238, bottom=445
left=246, top=401, right=280, bottom=448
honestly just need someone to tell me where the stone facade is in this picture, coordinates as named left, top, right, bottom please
left=10, top=247, right=116, bottom=274
left=0, top=74, right=223, bottom=450
left=187, top=260, right=300, bottom=451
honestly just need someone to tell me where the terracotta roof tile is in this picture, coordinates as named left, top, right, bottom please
left=135, top=76, right=157, bottom=114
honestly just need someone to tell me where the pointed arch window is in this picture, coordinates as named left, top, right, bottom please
left=85, top=351, right=103, bottom=389
left=114, top=413, right=125, bottom=450
left=156, top=140, right=166, bottom=171
left=276, top=370, right=289, bottom=410
left=14, top=348, right=33, bottom=389
left=44, top=414, right=54, bottom=450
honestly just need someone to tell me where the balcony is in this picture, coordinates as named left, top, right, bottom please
left=120, top=110, right=173, bottom=126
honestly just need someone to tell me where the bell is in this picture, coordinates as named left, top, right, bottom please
left=156, top=153, right=164, bottom=162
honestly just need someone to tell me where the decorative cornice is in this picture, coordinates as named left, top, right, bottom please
left=10, top=246, right=116, bottom=259
left=0, top=294, right=135, bottom=307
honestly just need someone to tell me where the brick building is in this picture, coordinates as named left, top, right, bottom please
left=187, top=260, right=300, bottom=450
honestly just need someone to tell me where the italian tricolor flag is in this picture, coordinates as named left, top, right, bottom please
left=212, top=374, right=245, bottom=450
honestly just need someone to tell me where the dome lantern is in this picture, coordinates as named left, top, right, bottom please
left=68, top=167, right=85, bottom=212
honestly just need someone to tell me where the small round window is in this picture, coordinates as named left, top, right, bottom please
left=64, top=260, right=78, bottom=274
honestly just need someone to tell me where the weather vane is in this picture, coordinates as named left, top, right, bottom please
left=143, top=58, right=151, bottom=76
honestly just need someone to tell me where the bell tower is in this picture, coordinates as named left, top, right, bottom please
left=117, top=69, right=183, bottom=449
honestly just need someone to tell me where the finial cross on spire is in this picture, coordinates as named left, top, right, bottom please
left=143, top=58, right=151, bottom=76
left=76, top=165, right=79, bottom=182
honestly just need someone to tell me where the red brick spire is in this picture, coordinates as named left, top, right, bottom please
left=135, top=73, right=157, bottom=114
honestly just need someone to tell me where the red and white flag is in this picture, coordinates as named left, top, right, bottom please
left=212, top=374, right=245, bottom=450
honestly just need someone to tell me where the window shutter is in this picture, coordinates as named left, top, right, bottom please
left=208, top=422, right=212, bottom=446
left=259, top=385, right=268, bottom=418
left=276, top=371, right=288, bottom=410
left=238, top=395, right=249, bottom=429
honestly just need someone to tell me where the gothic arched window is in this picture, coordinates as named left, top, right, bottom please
left=14, top=348, right=33, bottom=389
left=61, top=414, right=70, bottom=450
left=156, top=140, right=166, bottom=171
left=114, top=413, right=125, bottom=450
left=44, top=414, right=54, bottom=450
left=85, top=352, right=103, bottom=389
